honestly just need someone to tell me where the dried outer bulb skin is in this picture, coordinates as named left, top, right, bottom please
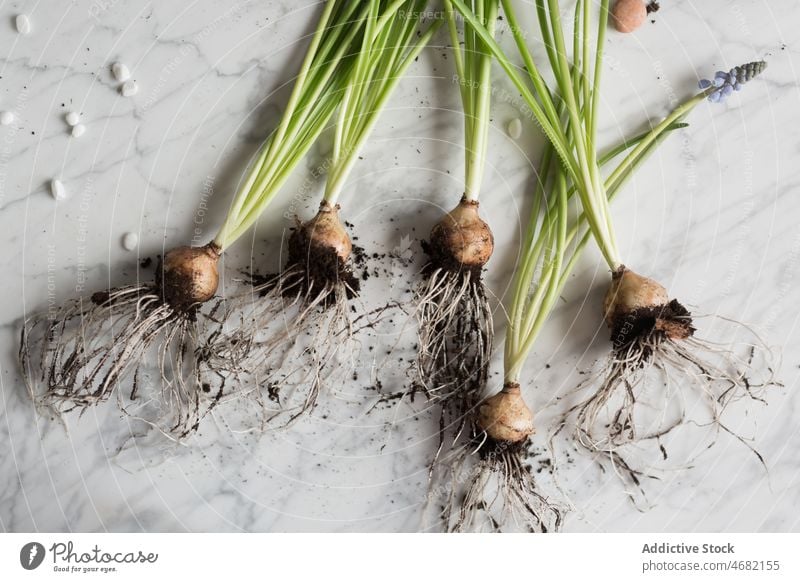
left=157, top=242, right=221, bottom=311
left=477, top=383, right=535, bottom=444
left=603, top=266, right=669, bottom=327
left=295, top=201, right=352, bottom=263
left=430, top=197, right=494, bottom=271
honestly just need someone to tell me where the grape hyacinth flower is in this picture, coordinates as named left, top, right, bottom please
left=699, top=60, right=767, bottom=102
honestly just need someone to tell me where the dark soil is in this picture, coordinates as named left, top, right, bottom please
left=155, top=257, right=199, bottom=315
left=610, top=298, right=695, bottom=356
left=477, top=435, right=532, bottom=462
left=421, top=236, right=483, bottom=278
left=351, top=243, right=370, bottom=282
left=286, top=225, right=360, bottom=300
left=249, top=232, right=366, bottom=301
left=91, top=290, right=111, bottom=306
left=646, top=1, right=660, bottom=13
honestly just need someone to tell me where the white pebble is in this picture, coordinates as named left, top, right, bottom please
left=71, top=123, right=86, bottom=138
left=111, top=62, right=131, bottom=82
left=122, top=232, right=139, bottom=251
left=507, top=118, right=523, bottom=140
left=120, top=80, right=138, bottom=97
left=50, top=179, right=68, bottom=201
left=15, top=14, right=31, bottom=35
left=0, top=111, right=14, bottom=126
left=65, top=111, right=80, bottom=126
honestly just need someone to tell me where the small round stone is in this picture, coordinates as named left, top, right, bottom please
left=612, top=0, right=647, bottom=33
left=120, top=81, right=138, bottom=97
left=50, top=179, right=68, bottom=201
left=15, top=14, right=32, bottom=35
left=507, top=118, right=523, bottom=140
left=0, top=111, right=14, bottom=126
left=122, top=232, right=139, bottom=251
left=71, top=124, right=86, bottom=138
left=111, top=62, right=131, bottom=82
left=65, top=111, right=80, bottom=126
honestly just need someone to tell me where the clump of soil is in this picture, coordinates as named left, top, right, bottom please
left=91, top=290, right=111, bottom=306
left=609, top=298, right=695, bottom=355
left=155, top=257, right=196, bottom=313
left=420, top=236, right=483, bottom=277
left=351, top=243, right=370, bottom=281
left=287, top=224, right=360, bottom=299
left=646, top=1, right=660, bottom=14
left=477, top=437, right=531, bottom=462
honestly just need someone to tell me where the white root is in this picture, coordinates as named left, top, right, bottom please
left=427, top=436, right=563, bottom=533
left=557, top=314, right=780, bottom=502
left=411, top=268, right=492, bottom=416
left=405, top=268, right=494, bottom=471
left=370, top=266, right=494, bottom=508
left=19, top=284, right=225, bottom=438
left=198, top=266, right=363, bottom=430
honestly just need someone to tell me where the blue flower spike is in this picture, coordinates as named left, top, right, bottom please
left=699, top=60, right=767, bottom=103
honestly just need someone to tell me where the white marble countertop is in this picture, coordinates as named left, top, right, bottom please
left=1, top=0, right=799, bottom=532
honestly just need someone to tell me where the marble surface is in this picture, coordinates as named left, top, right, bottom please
left=1, top=0, right=799, bottom=533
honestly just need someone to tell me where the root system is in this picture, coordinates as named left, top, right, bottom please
left=429, top=434, right=563, bottom=533
left=401, top=201, right=495, bottom=443
left=413, top=267, right=493, bottom=416
left=559, top=307, right=779, bottom=501
left=198, top=207, right=362, bottom=429
left=199, top=266, right=358, bottom=428
left=19, top=284, right=225, bottom=438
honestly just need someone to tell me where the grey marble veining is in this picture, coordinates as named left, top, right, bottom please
left=1, top=0, right=798, bottom=532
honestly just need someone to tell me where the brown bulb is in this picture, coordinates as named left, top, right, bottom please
left=477, top=383, right=535, bottom=444
left=430, top=198, right=494, bottom=269
left=157, top=242, right=221, bottom=311
left=296, top=201, right=352, bottom=263
left=603, top=266, right=669, bottom=327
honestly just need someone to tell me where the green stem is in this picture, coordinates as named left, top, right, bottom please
left=237, top=3, right=369, bottom=223
left=218, top=89, right=345, bottom=246
left=500, top=0, right=563, bottom=137
left=507, top=170, right=567, bottom=383
left=544, top=0, right=620, bottom=269
left=214, top=2, right=336, bottom=248
left=464, top=0, right=499, bottom=201
left=607, top=91, right=710, bottom=190
left=323, top=13, right=440, bottom=205
left=450, top=0, right=575, bottom=178
left=506, top=144, right=554, bottom=370
left=590, top=0, right=610, bottom=143
left=444, top=0, right=466, bottom=100
left=504, top=120, right=689, bottom=382
left=214, top=1, right=368, bottom=249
